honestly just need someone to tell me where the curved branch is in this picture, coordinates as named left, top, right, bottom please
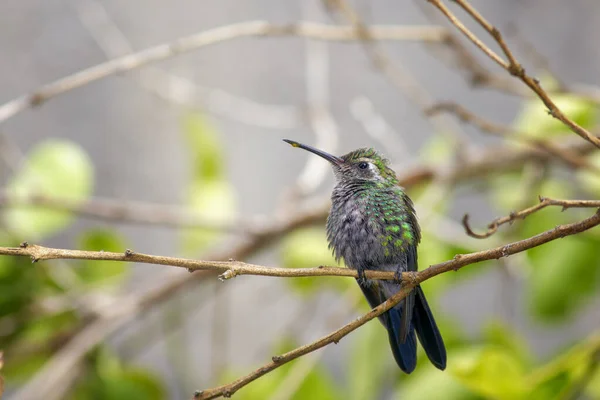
left=0, top=22, right=447, bottom=124
left=462, top=197, right=600, bottom=239
left=426, top=0, right=600, bottom=149
left=193, top=209, right=600, bottom=399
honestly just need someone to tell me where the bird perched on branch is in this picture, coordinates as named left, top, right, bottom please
left=284, top=139, right=446, bottom=373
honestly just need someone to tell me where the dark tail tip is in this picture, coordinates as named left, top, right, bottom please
left=413, top=286, right=447, bottom=370
left=386, top=306, right=417, bottom=373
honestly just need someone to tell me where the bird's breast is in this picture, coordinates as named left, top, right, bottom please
left=326, top=194, right=412, bottom=269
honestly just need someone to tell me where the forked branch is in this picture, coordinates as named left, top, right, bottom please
left=426, top=0, right=600, bottom=148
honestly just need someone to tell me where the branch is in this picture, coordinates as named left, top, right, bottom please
left=9, top=199, right=330, bottom=400
left=328, top=0, right=470, bottom=145
left=1, top=138, right=592, bottom=229
left=426, top=0, right=600, bottom=149
left=4, top=198, right=599, bottom=399
left=426, top=102, right=600, bottom=172
left=0, top=192, right=259, bottom=232
left=462, top=197, right=600, bottom=239
left=0, top=242, right=396, bottom=281
left=0, top=21, right=446, bottom=124
left=193, top=209, right=600, bottom=399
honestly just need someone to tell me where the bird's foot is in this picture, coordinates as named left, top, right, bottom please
left=393, top=269, right=403, bottom=284
left=356, top=269, right=368, bottom=287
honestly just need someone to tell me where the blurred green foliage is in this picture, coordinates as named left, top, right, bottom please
left=4, top=140, right=93, bottom=239
left=0, top=140, right=166, bottom=398
left=1, top=94, right=599, bottom=400
left=181, top=114, right=236, bottom=256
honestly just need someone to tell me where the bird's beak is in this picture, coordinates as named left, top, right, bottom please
left=283, top=139, right=344, bottom=166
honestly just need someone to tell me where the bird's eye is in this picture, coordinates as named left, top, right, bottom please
left=358, top=162, right=369, bottom=170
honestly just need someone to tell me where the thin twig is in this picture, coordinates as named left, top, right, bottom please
left=293, top=1, right=339, bottom=196
left=328, top=0, right=471, bottom=146
left=0, top=192, right=260, bottom=232
left=0, top=22, right=447, bottom=124
left=74, top=0, right=303, bottom=130
left=462, top=197, right=600, bottom=239
left=1, top=138, right=593, bottom=229
left=426, top=0, right=600, bottom=148
left=426, top=102, right=599, bottom=171
left=193, top=209, right=600, bottom=399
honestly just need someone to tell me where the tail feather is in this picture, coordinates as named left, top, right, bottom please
left=413, top=286, right=447, bottom=370
left=359, top=281, right=417, bottom=373
left=386, top=305, right=417, bottom=373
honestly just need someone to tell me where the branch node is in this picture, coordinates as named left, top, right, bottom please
left=406, top=271, right=419, bottom=285
left=29, top=93, right=47, bottom=107
left=223, top=390, right=233, bottom=398
left=218, top=270, right=237, bottom=281
left=272, top=355, right=283, bottom=363
left=124, top=249, right=134, bottom=257
left=193, top=390, right=203, bottom=399
left=20, top=241, right=29, bottom=248
left=507, top=63, right=524, bottom=77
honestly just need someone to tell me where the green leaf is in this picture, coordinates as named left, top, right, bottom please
left=419, top=134, right=456, bottom=166
left=346, top=319, right=388, bottom=400
left=76, top=229, right=129, bottom=284
left=219, top=338, right=340, bottom=400
left=2, top=352, right=50, bottom=382
left=514, top=93, right=596, bottom=138
left=576, top=152, right=600, bottom=196
left=71, top=350, right=166, bottom=400
left=180, top=112, right=237, bottom=254
left=3, top=140, right=93, bottom=240
left=292, top=366, right=339, bottom=400
left=417, top=232, right=486, bottom=298
left=450, top=346, right=528, bottom=400
left=401, top=363, right=480, bottom=400
left=181, top=180, right=236, bottom=255
left=183, top=113, right=224, bottom=181
left=585, top=364, right=600, bottom=399
left=280, top=227, right=351, bottom=294
left=528, top=335, right=600, bottom=399
left=482, top=322, right=532, bottom=366
left=101, top=369, right=167, bottom=400
left=527, top=235, right=600, bottom=321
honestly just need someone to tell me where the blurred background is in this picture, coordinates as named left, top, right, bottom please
left=1, top=0, right=600, bottom=399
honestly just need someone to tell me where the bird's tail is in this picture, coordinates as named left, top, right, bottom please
left=359, top=282, right=446, bottom=373
left=413, top=285, right=446, bottom=370
left=359, top=282, right=417, bottom=373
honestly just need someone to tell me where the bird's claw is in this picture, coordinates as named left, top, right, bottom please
left=356, top=269, right=368, bottom=287
left=394, top=270, right=403, bottom=284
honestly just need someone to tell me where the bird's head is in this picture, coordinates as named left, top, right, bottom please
left=283, top=139, right=398, bottom=186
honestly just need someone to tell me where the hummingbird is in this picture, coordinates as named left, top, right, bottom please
left=283, top=139, right=446, bottom=373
